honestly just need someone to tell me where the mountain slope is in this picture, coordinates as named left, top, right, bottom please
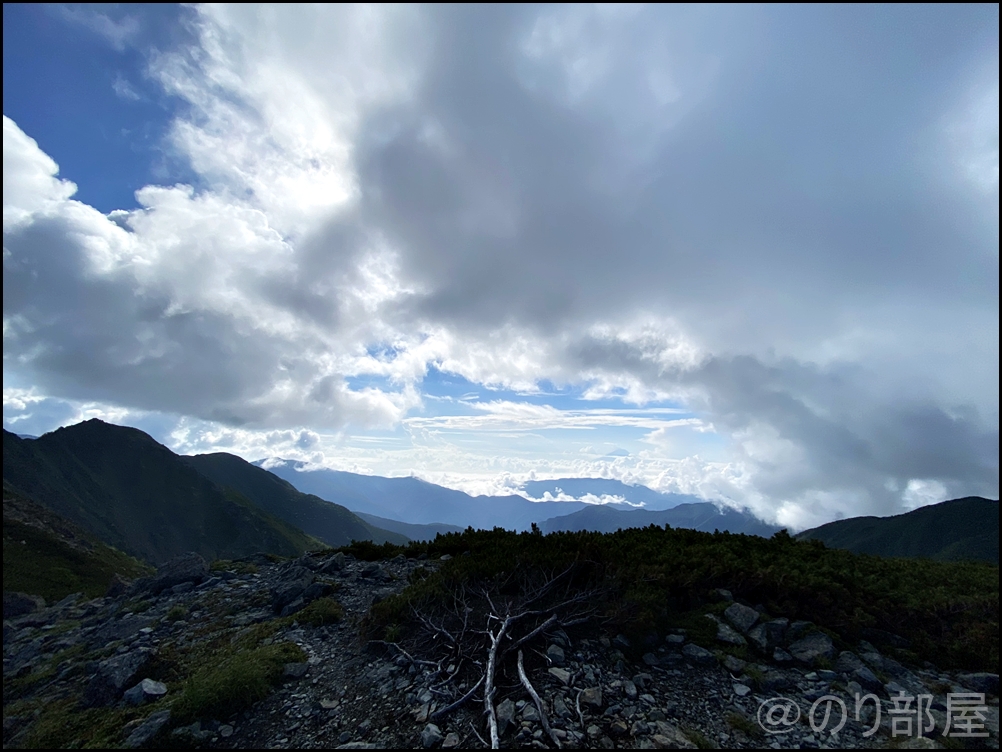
left=537, top=501, right=780, bottom=537
left=3, top=484, right=152, bottom=600
left=355, top=512, right=463, bottom=541
left=183, top=453, right=407, bottom=547
left=2, top=422, right=318, bottom=564
left=797, top=497, right=999, bottom=563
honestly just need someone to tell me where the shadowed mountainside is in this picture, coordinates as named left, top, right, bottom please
left=184, top=452, right=407, bottom=548
left=537, top=500, right=780, bottom=537
left=2, top=422, right=320, bottom=564
left=797, top=496, right=999, bottom=564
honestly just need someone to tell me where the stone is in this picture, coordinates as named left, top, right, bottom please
left=361, top=562, right=384, bottom=579
left=497, top=698, right=516, bottom=736
left=852, top=666, right=883, bottom=692
left=548, top=667, right=571, bottom=685
left=623, top=680, right=638, bottom=700
left=123, top=678, right=168, bottom=706
left=642, top=652, right=661, bottom=667
left=219, top=724, right=234, bottom=738
left=835, top=650, right=866, bottom=674
left=84, top=648, right=154, bottom=707
left=3, top=592, right=45, bottom=619
left=723, top=655, right=747, bottom=673
left=747, top=618, right=788, bottom=652
left=682, top=643, right=716, bottom=667
left=420, top=724, right=444, bottom=749
left=716, top=622, right=747, bottom=646
left=757, top=670, right=794, bottom=693
left=733, top=683, right=752, bottom=697
left=280, top=597, right=306, bottom=617
left=665, top=634, right=685, bottom=646
left=553, top=694, right=572, bottom=719
left=580, top=687, right=603, bottom=709
left=441, top=732, right=460, bottom=749
left=653, top=722, right=697, bottom=749
left=958, top=672, right=999, bottom=696
left=171, top=582, right=194, bottom=595
left=105, top=573, right=131, bottom=599
left=609, top=720, right=629, bottom=737
left=785, top=620, right=813, bottom=643
left=271, top=567, right=314, bottom=612
left=772, top=647, right=794, bottom=664
left=124, top=710, right=171, bottom=748
left=788, top=632, right=836, bottom=666
left=283, top=662, right=309, bottom=679
left=321, top=552, right=346, bottom=573
left=302, top=581, right=334, bottom=602
left=723, top=602, right=760, bottom=633
left=547, top=643, right=566, bottom=666
left=137, top=552, right=209, bottom=596
left=522, top=704, right=540, bottom=722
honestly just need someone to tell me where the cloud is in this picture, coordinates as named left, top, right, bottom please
left=56, top=6, right=141, bottom=51
left=3, top=5, right=998, bottom=527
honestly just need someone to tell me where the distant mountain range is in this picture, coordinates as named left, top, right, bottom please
left=797, top=497, right=999, bottom=564
left=538, top=501, right=780, bottom=537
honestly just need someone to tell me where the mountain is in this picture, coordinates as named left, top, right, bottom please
left=797, top=497, right=999, bottom=563
left=258, top=460, right=590, bottom=530
left=355, top=512, right=463, bottom=541
left=521, top=477, right=699, bottom=510
left=4, top=484, right=152, bottom=601
left=537, top=501, right=780, bottom=536
left=183, top=453, right=407, bottom=547
left=2, top=422, right=319, bottom=564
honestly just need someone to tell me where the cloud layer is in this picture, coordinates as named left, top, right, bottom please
left=3, top=5, right=998, bottom=528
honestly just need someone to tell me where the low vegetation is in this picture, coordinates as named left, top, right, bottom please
left=351, top=525, right=998, bottom=673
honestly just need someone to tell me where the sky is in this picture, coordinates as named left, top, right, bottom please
left=3, top=4, right=998, bottom=530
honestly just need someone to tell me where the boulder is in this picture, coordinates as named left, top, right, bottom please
left=105, top=573, right=131, bottom=599
left=84, top=648, right=155, bottom=707
left=958, top=673, right=999, bottom=696
left=134, top=553, right=209, bottom=596
left=547, top=643, right=566, bottom=667
left=124, top=710, right=171, bottom=748
left=580, top=687, right=603, bottom=708
left=723, top=602, right=759, bottom=633
left=682, top=643, right=716, bottom=667
left=496, top=698, right=516, bottom=736
left=747, top=618, right=788, bottom=652
left=788, top=632, right=836, bottom=666
left=320, top=552, right=346, bottom=573
left=3, top=592, right=45, bottom=619
left=835, top=650, right=866, bottom=674
left=271, top=566, right=314, bottom=612
left=716, top=622, right=747, bottom=646
left=123, top=678, right=168, bottom=706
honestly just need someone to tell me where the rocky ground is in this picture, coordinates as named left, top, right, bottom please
left=3, top=550, right=999, bottom=749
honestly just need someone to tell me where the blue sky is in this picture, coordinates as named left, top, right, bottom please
left=3, top=4, right=998, bottom=529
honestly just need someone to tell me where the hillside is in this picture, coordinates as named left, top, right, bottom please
left=797, top=496, right=999, bottom=564
left=538, top=500, right=779, bottom=537
left=184, top=453, right=407, bottom=547
left=355, top=511, right=463, bottom=541
left=2, top=422, right=319, bottom=564
left=3, top=485, right=152, bottom=601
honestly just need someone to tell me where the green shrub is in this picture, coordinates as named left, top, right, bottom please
left=294, top=597, right=344, bottom=626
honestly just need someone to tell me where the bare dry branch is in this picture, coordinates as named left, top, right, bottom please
left=431, top=675, right=485, bottom=720
left=518, top=649, right=561, bottom=748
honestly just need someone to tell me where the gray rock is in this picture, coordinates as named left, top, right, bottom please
left=361, top=562, right=384, bottom=579
left=547, top=643, right=566, bottom=667
left=105, top=573, right=131, bottom=599
left=642, top=652, right=661, bottom=667
left=772, top=647, right=794, bottom=664
left=785, top=620, right=813, bottom=643
left=723, top=602, right=759, bottom=633
left=852, top=666, right=883, bottom=692
left=723, top=654, right=747, bottom=673
left=84, top=648, right=154, bottom=707
left=580, top=687, right=603, bottom=708
left=757, top=670, right=795, bottom=693
left=548, top=667, right=571, bottom=685
left=958, top=673, right=999, bottom=696
left=653, top=721, right=697, bottom=749
left=522, top=704, right=540, bottom=722
left=711, top=589, right=734, bottom=602
left=283, top=662, right=309, bottom=679
left=665, top=634, right=685, bottom=646
left=171, top=582, right=194, bottom=595
left=321, top=552, right=346, bottom=573
left=553, top=694, right=572, bottom=719
left=747, top=618, right=788, bottom=652
left=124, top=710, right=171, bottom=748
left=123, top=678, right=168, bottom=706
left=441, top=732, right=460, bottom=749
left=271, top=566, right=314, bottom=612
left=280, top=597, right=306, bottom=617
left=716, top=622, right=747, bottom=646
left=788, top=632, right=836, bottom=666
left=733, top=683, right=752, bottom=697
left=497, top=698, right=516, bottom=736
left=136, top=553, right=208, bottom=596
left=682, top=643, right=716, bottom=667
left=219, top=724, right=234, bottom=738
left=835, top=650, right=865, bottom=674
left=623, top=680, right=638, bottom=700
left=3, top=592, right=45, bottom=619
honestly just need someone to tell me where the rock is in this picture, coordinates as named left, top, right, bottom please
left=105, top=573, right=132, bottom=599
left=219, top=724, right=234, bottom=738
left=853, top=666, right=883, bottom=692
left=785, top=620, right=813, bottom=643
left=772, top=647, right=794, bottom=664
left=652, top=721, right=697, bottom=749
left=3, top=592, right=45, bottom=619
left=522, top=704, right=540, bottom=722
left=631, top=720, right=651, bottom=737
left=302, top=581, right=334, bottom=602
left=958, top=673, right=999, bottom=696
left=321, top=552, right=346, bottom=573
left=361, top=562, right=384, bottom=579
left=733, top=683, right=752, bottom=697
left=553, top=694, right=572, bottom=719
left=84, top=648, right=154, bottom=707
left=283, top=662, right=309, bottom=679
left=441, top=732, right=460, bottom=749
left=547, top=643, right=566, bottom=666
left=747, top=618, right=788, bottom=652
left=548, top=667, right=571, bottom=685
left=710, top=588, right=734, bottom=602
left=682, top=643, right=716, bottom=667
left=642, top=652, right=661, bottom=667
left=757, top=670, right=794, bottom=693
left=124, top=709, right=171, bottom=748
left=722, top=655, right=747, bottom=673
left=171, top=582, right=194, bottom=595
left=665, top=634, right=685, bottom=646
left=623, top=680, right=638, bottom=700
left=280, top=597, right=306, bottom=617
left=723, top=602, right=759, bottom=633
left=497, top=698, right=516, bottom=736
left=137, top=553, right=208, bottom=596
left=123, top=678, right=168, bottom=706
left=788, top=632, right=836, bottom=666
left=580, top=687, right=603, bottom=709
left=439, top=554, right=452, bottom=561
left=420, top=723, right=444, bottom=749
left=835, top=650, right=866, bottom=674
left=716, top=622, right=747, bottom=646
left=271, top=566, right=314, bottom=612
